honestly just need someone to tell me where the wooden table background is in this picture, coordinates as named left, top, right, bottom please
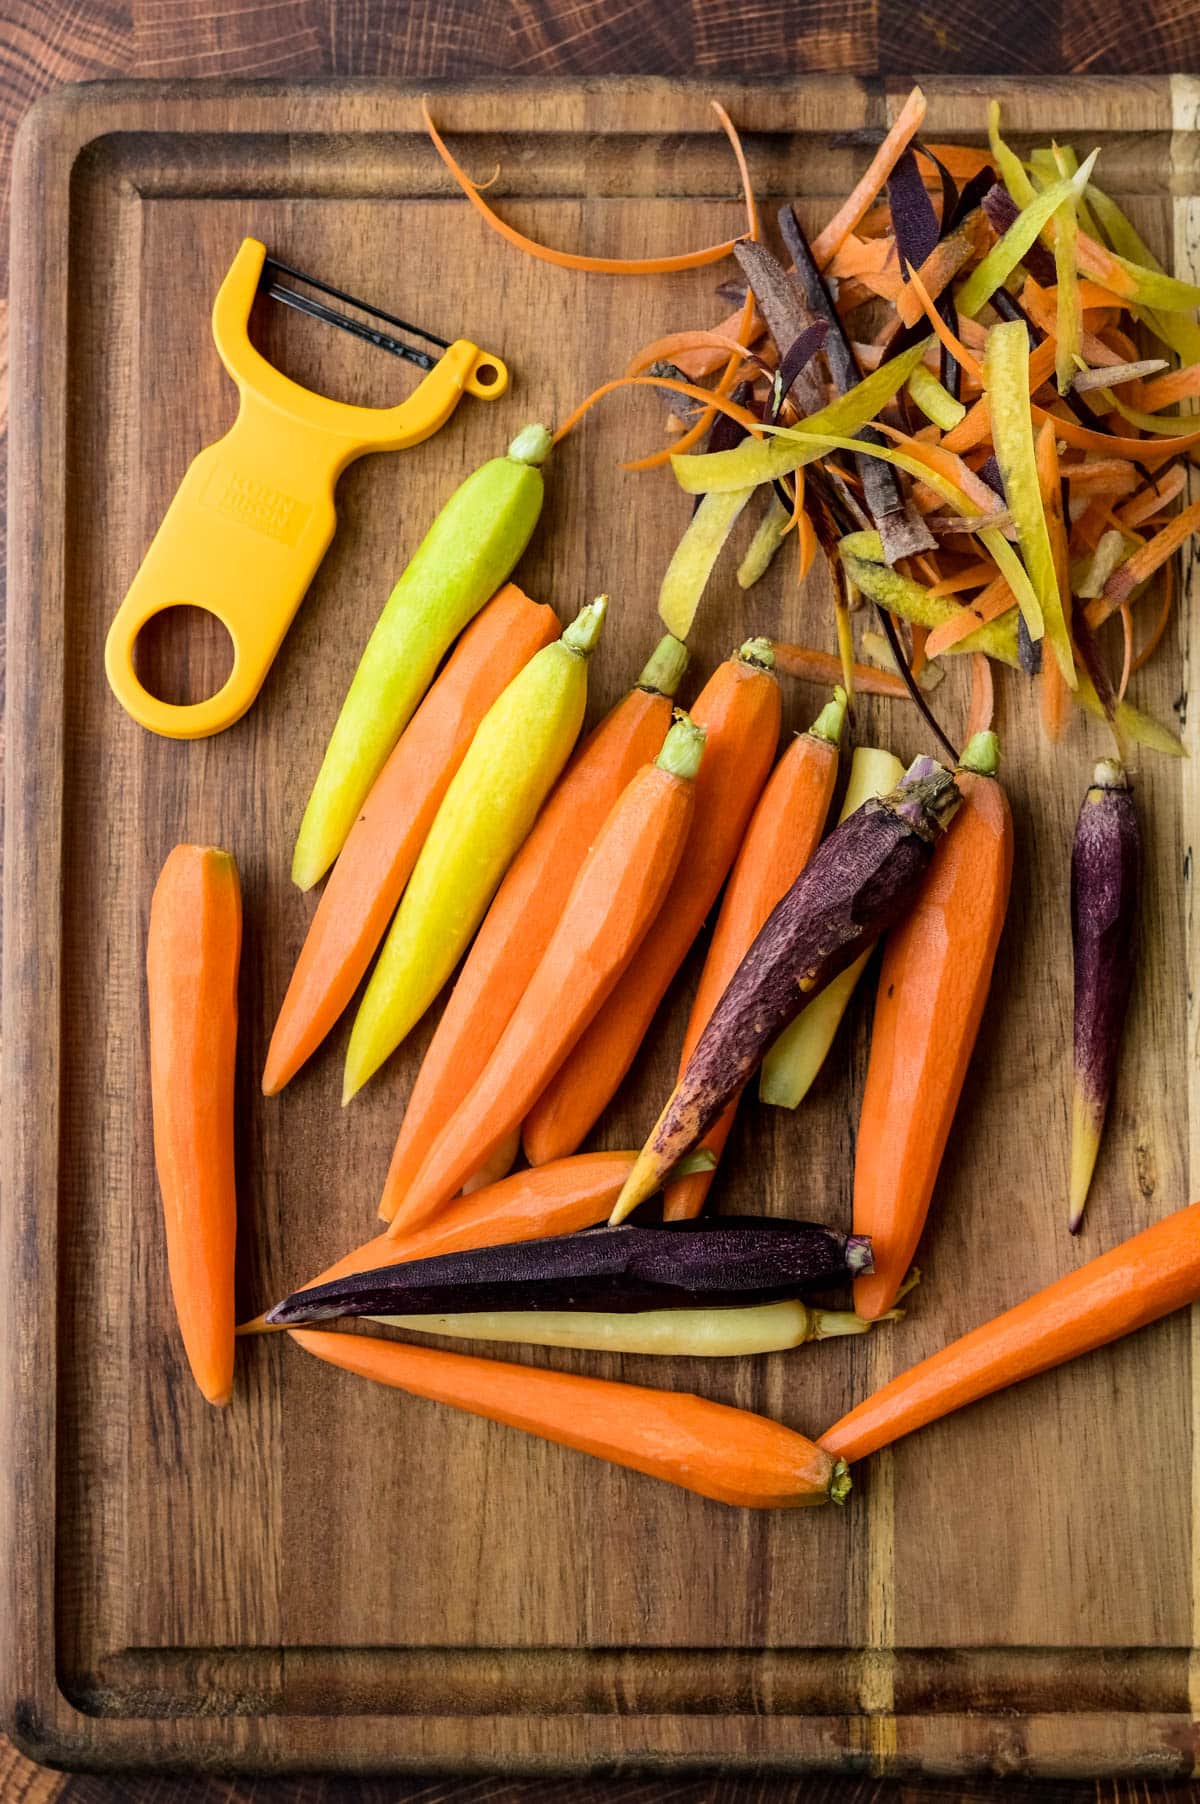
left=3, top=0, right=1199, bottom=1798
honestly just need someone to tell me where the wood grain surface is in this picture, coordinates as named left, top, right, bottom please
left=2, top=10, right=1200, bottom=1804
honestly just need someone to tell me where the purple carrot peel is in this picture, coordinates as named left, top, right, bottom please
left=610, top=756, right=961, bottom=1223
left=1070, top=758, right=1141, bottom=1233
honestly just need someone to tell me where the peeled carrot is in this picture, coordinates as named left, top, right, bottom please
left=344, top=599, right=606, bottom=1099
left=378, top=636, right=687, bottom=1222
left=290, top=1328, right=846, bottom=1509
left=821, top=1200, right=1200, bottom=1464
left=522, top=641, right=782, bottom=1167
left=663, top=690, right=846, bottom=1221
left=852, top=732, right=1013, bottom=1319
left=387, top=716, right=705, bottom=1234
left=262, top=586, right=557, bottom=1096
left=238, top=1151, right=644, bottom=1334
left=146, top=845, right=241, bottom=1406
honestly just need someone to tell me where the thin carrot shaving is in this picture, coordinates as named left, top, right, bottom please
left=922, top=143, right=996, bottom=183
left=873, top=423, right=1005, bottom=522
left=422, top=100, right=740, bottom=274
left=1138, top=363, right=1200, bottom=412
left=1117, top=601, right=1134, bottom=702
left=966, top=653, right=995, bottom=738
left=895, top=214, right=992, bottom=329
left=1071, top=496, right=1111, bottom=551
left=711, top=100, right=759, bottom=242
left=1093, top=496, right=1200, bottom=615
left=924, top=575, right=1017, bottom=659
left=1040, top=650, right=1070, bottom=741
left=1029, top=404, right=1200, bottom=463
left=625, top=329, right=761, bottom=378
left=1117, top=464, right=1187, bottom=529
left=904, top=261, right=983, bottom=383
left=928, top=561, right=995, bottom=597
left=941, top=398, right=992, bottom=454
left=797, top=506, right=818, bottom=581
left=625, top=103, right=760, bottom=472
left=770, top=641, right=910, bottom=700
left=910, top=621, right=929, bottom=679
left=1130, top=561, right=1177, bottom=672
left=1062, top=459, right=1139, bottom=498
left=553, top=374, right=762, bottom=448
left=828, top=234, right=897, bottom=279
left=811, top=85, right=927, bottom=267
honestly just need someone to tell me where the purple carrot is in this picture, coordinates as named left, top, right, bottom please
left=1070, top=758, right=1142, bottom=1233
left=610, top=756, right=961, bottom=1223
left=265, top=1218, right=874, bottom=1325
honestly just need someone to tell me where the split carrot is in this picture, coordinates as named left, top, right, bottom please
left=663, top=690, right=846, bottom=1222
left=521, top=641, right=781, bottom=1167
left=262, top=586, right=558, bottom=1096
left=422, top=100, right=740, bottom=274
left=386, top=715, right=706, bottom=1234
left=377, top=635, right=687, bottom=1222
left=852, top=732, right=1013, bottom=1319
left=290, top=1328, right=846, bottom=1509
left=820, top=1199, right=1200, bottom=1464
left=769, top=641, right=911, bottom=701
left=147, top=845, right=241, bottom=1406
left=239, top=1151, right=642, bottom=1335
left=966, top=654, right=994, bottom=739
left=810, top=85, right=927, bottom=267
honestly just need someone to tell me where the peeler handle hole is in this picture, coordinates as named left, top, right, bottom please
left=133, top=606, right=236, bottom=709
left=473, top=363, right=500, bottom=388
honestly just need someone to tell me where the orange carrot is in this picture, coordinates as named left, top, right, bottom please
left=522, top=642, right=782, bottom=1166
left=291, top=1327, right=844, bottom=1508
left=663, top=691, right=845, bottom=1221
left=851, top=733, right=1013, bottom=1320
left=769, top=641, right=911, bottom=700
left=238, top=1151, right=640, bottom=1334
left=1029, top=406, right=1200, bottom=463
left=378, top=637, right=686, bottom=1222
left=422, top=100, right=739, bottom=274
left=147, top=845, right=241, bottom=1406
left=893, top=211, right=993, bottom=329
left=262, top=586, right=557, bottom=1096
left=822, top=1200, right=1200, bottom=1463
left=811, top=85, right=927, bottom=267
left=386, top=715, right=705, bottom=1234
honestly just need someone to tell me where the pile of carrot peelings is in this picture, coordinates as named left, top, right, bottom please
left=422, top=89, right=1200, bottom=755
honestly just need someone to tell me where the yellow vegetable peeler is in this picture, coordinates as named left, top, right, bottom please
left=105, top=238, right=508, bottom=739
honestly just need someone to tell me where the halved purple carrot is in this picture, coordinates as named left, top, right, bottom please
left=1070, top=758, right=1141, bottom=1233
left=610, top=755, right=962, bottom=1223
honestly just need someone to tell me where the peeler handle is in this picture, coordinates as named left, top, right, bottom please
left=105, top=238, right=507, bottom=739
left=104, top=395, right=346, bottom=739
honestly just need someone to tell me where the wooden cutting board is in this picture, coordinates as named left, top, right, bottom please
left=4, top=74, right=1200, bottom=1780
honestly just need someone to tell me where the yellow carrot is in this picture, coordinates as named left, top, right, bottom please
left=344, top=600, right=606, bottom=1098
